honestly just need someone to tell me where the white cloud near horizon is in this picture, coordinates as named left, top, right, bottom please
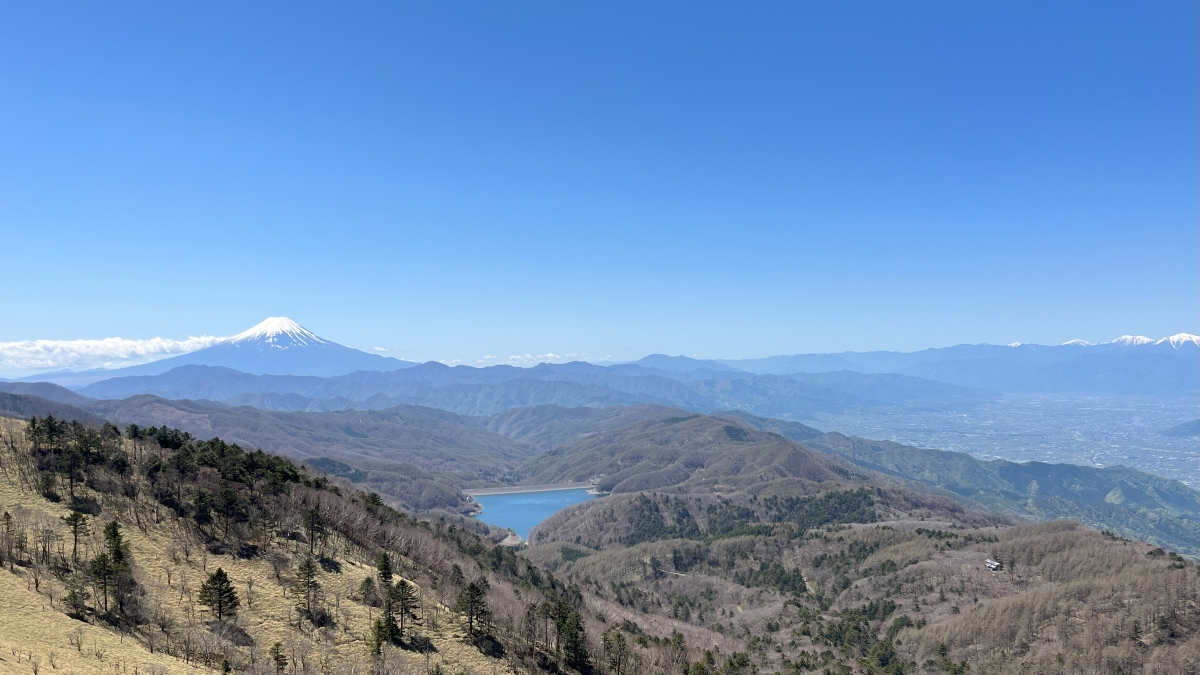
left=0, top=335, right=227, bottom=374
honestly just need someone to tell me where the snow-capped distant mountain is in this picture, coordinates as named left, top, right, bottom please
left=1160, top=333, right=1200, bottom=349
left=227, top=316, right=326, bottom=348
left=22, top=317, right=415, bottom=387
left=1101, top=333, right=1200, bottom=349
left=717, top=332, right=1199, bottom=394
left=1107, top=335, right=1158, bottom=347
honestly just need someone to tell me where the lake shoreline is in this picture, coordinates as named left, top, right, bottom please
left=470, top=486, right=600, bottom=543
left=464, top=481, right=593, bottom=496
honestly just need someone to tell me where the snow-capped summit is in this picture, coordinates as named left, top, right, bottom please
left=228, top=317, right=326, bottom=348
left=1061, top=339, right=1092, bottom=346
left=1107, top=335, right=1156, bottom=347
left=50, top=317, right=417, bottom=386
left=1100, top=334, right=1198, bottom=349
left=1159, top=333, right=1200, bottom=349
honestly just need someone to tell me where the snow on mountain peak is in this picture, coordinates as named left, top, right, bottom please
left=1106, top=335, right=1155, bottom=347
left=228, top=317, right=326, bottom=348
left=1061, top=339, right=1092, bottom=346
left=1159, top=333, right=1200, bottom=349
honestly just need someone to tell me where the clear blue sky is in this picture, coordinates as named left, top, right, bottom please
left=1, top=2, right=1195, bottom=364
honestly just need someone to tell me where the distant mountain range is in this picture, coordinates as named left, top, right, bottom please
left=70, top=361, right=992, bottom=418
left=707, top=334, right=1200, bottom=395
left=9, top=319, right=1198, bottom=410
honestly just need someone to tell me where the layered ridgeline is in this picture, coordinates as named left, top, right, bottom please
left=23, top=328, right=1192, bottom=409
left=75, top=362, right=992, bottom=418
left=716, top=333, right=1200, bottom=395
left=0, top=402, right=1198, bottom=674
left=513, top=411, right=1200, bottom=558
left=2, top=391, right=1197, bottom=557
left=511, top=415, right=1200, bottom=674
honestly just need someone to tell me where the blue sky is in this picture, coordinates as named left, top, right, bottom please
left=1, top=1, right=1195, bottom=368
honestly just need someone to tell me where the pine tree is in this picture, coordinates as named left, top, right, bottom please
left=291, top=556, right=321, bottom=620
left=60, top=512, right=89, bottom=564
left=303, top=507, right=326, bottom=555
left=103, top=521, right=128, bottom=565
left=455, top=579, right=490, bottom=636
left=99, top=521, right=136, bottom=617
left=88, top=552, right=114, bottom=613
left=269, top=641, right=288, bottom=673
left=391, top=578, right=419, bottom=640
left=376, top=552, right=393, bottom=585
left=550, top=601, right=590, bottom=671
left=215, top=486, right=246, bottom=539
left=379, top=588, right=400, bottom=645
left=199, top=567, right=240, bottom=621
left=369, top=617, right=388, bottom=655
left=603, top=628, right=630, bottom=675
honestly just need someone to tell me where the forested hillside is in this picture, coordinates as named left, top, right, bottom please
left=0, top=415, right=601, bottom=675
left=523, top=494, right=1200, bottom=674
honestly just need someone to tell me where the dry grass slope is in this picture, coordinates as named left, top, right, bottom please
left=0, top=416, right=524, bottom=675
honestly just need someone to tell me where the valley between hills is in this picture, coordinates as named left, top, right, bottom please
left=0, top=390, right=1197, bottom=675
left=0, top=320, right=1196, bottom=675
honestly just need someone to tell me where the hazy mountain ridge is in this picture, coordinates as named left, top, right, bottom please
left=0, top=391, right=107, bottom=425
left=714, top=335, right=1200, bottom=394
left=803, top=432, right=1200, bottom=556
left=77, top=361, right=993, bottom=419
left=0, top=380, right=97, bottom=406
left=1162, top=419, right=1199, bottom=437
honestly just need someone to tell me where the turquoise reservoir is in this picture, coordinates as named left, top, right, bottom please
left=473, top=488, right=596, bottom=540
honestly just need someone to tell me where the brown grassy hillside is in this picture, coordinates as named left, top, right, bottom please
left=0, top=415, right=591, bottom=675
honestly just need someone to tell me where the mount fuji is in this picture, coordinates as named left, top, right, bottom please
left=24, top=317, right=414, bottom=386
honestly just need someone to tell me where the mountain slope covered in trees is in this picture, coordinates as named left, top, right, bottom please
left=0, top=415, right=598, bottom=675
